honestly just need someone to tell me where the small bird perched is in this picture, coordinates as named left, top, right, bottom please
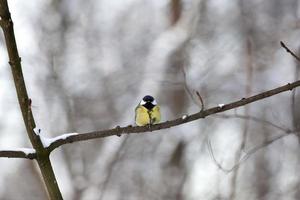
left=135, top=95, right=161, bottom=126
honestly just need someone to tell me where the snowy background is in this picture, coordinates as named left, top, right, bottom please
left=1, top=0, right=300, bottom=199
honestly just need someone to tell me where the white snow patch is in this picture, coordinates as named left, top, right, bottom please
left=1, top=148, right=36, bottom=155
left=40, top=133, right=78, bottom=148
left=182, top=115, right=188, bottom=119
left=33, top=127, right=41, bottom=135
left=218, top=104, right=225, bottom=108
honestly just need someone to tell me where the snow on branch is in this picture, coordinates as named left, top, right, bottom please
left=0, top=148, right=36, bottom=159
left=40, top=133, right=78, bottom=148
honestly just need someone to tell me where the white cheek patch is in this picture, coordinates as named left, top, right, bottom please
left=140, top=99, right=146, bottom=105
left=152, top=100, right=157, bottom=105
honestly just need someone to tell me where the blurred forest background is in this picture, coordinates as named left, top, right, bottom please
left=1, top=0, right=300, bottom=199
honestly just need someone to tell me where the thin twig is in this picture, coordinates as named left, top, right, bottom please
left=196, top=91, right=204, bottom=111
left=0, top=150, right=36, bottom=159
left=207, top=132, right=293, bottom=173
left=207, top=139, right=228, bottom=172
left=47, top=80, right=300, bottom=153
left=214, top=114, right=290, bottom=133
left=182, top=66, right=204, bottom=110
left=99, top=136, right=129, bottom=200
left=182, top=67, right=196, bottom=103
left=229, top=39, right=253, bottom=200
left=280, top=41, right=300, bottom=62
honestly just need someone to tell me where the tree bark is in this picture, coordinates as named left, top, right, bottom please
left=0, top=1, right=63, bottom=199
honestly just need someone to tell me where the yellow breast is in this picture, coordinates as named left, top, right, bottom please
left=135, top=105, right=161, bottom=126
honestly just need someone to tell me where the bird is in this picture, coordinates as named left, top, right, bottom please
left=135, top=95, right=161, bottom=126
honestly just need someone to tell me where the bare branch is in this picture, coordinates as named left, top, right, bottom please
left=214, top=114, right=291, bottom=133
left=0, top=0, right=62, bottom=198
left=207, top=139, right=228, bottom=172
left=196, top=91, right=205, bottom=111
left=207, top=132, right=293, bottom=173
left=47, top=80, right=300, bottom=153
left=0, top=149, right=36, bottom=159
left=280, top=41, right=300, bottom=62
left=0, top=0, right=43, bottom=152
left=229, top=39, right=253, bottom=200
left=99, top=136, right=129, bottom=200
left=181, top=67, right=205, bottom=110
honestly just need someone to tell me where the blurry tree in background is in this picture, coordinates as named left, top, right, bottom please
left=0, top=0, right=300, bottom=199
